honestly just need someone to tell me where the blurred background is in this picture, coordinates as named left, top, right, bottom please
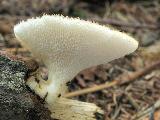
left=0, top=0, right=160, bottom=120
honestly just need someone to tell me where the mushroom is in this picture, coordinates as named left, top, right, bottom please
left=14, top=15, right=138, bottom=120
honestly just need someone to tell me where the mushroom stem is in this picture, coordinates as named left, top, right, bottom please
left=26, top=74, right=68, bottom=102
left=43, top=78, right=68, bottom=104
left=27, top=74, right=104, bottom=120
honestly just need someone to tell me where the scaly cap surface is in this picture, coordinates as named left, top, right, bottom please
left=14, top=15, right=138, bottom=82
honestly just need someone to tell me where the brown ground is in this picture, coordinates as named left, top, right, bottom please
left=0, top=0, right=160, bottom=120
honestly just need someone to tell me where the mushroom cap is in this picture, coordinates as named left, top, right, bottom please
left=14, top=15, right=138, bottom=82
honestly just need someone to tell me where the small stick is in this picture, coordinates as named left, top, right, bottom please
left=64, top=61, right=160, bottom=98
left=64, top=81, right=118, bottom=98
left=132, top=99, right=160, bottom=120
left=125, top=92, right=140, bottom=111
left=4, top=48, right=29, bottom=53
left=92, top=18, right=160, bottom=30
left=111, top=105, right=122, bottom=120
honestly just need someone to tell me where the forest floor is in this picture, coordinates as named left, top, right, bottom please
left=0, top=0, right=160, bottom=120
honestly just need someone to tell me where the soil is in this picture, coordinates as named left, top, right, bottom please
left=0, top=0, right=160, bottom=120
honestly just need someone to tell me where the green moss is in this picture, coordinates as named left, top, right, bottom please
left=0, top=55, right=34, bottom=120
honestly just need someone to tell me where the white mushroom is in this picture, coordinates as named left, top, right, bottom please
left=14, top=14, right=138, bottom=120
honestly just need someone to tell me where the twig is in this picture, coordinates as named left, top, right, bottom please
left=64, top=61, right=160, bottom=98
left=65, top=81, right=118, bottom=98
left=4, top=48, right=29, bottom=53
left=111, top=105, right=122, bottom=120
left=132, top=99, right=160, bottom=120
left=125, top=92, right=140, bottom=111
left=92, top=18, right=160, bottom=30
